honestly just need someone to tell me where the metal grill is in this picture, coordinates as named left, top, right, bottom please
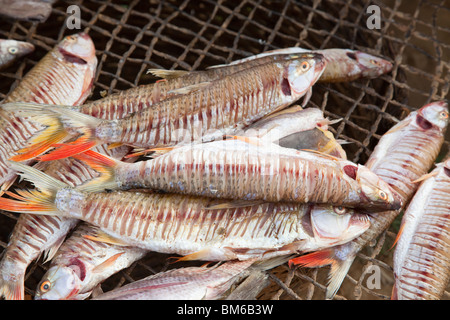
left=0, top=0, right=449, bottom=300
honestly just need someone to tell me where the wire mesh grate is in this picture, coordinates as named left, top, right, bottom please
left=0, top=0, right=449, bottom=300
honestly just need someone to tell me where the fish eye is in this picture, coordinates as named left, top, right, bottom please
left=300, top=61, right=310, bottom=70
left=39, top=280, right=51, bottom=293
left=370, top=59, right=379, bottom=65
left=333, top=206, right=347, bottom=215
left=378, top=190, right=388, bottom=201
left=8, top=47, right=18, bottom=54
left=439, top=111, right=448, bottom=119
left=66, top=35, right=77, bottom=42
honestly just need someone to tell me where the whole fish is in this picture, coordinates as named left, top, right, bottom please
left=211, top=47, right=393, bottom=83
left=289, top=101, right=449, bottom=299
left=0, top=32, right=98, bottom=194
left=34, top=223, right=148, bottom=300
left=74, top=51, right=325, bottom=121
left=92, top=260, right=256, bottom=300
left=0, top=33, right=98, bottom=301
left=4, top=53, right=326, bottom=162
left=392, top=158, right=450, bottom=300
left=66, top=137, right=400, bottom=212
left=0, top=162, right=371, bottom=262
left=0, top=39, right=34, bottom=70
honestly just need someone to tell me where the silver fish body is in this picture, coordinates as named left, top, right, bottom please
left=392, top=158, right=450, bottom=300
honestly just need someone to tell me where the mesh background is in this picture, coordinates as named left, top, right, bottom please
left=0, top=0, right=449, bottom=300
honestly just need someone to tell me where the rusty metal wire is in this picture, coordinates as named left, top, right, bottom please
left=0, top=0, right=449, bottom=300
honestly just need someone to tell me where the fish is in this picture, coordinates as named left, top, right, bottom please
left=211, top=47, right=393, bottom=83
left=0, top=33, right=98, bottom=300
left=74, top=52, right=326, bottom=124
left=0, top=39, right=34, bottom=70
left=0, top=162, right=371, bottom=262
left=3, top=52, right=326, bottom=162
left=391, top=157, right=450, bottom=300
left=0, top=32, right=98, bottom=194
left=288, top=101, right=449, bottom=299
left=34, top=223, right=148, bottom=300
left=64, top=136, right=400, bottom=212
left=92, top=260, right=256, bottom=300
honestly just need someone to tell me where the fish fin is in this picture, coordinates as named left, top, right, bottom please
left=0, top=176, right=17, bottom=196
left=0, top=162, right=65, bottom=216
left=325, top=256, right=355, bottom=299
left=204, top=199, right=265, bottom=210
left=71, top=150, right=120, bottom=193
left=389, top=222, right=406, bottom=251
left=0, top=276, right=24, bottom=300
left=83, top=232, right=129, bottom=247
left=390, top=284, right=398, bottom=300
left=167, top=81, right=211, bottom=95
left=42, top=235, right=68, bottom=263
left=146, top=68, right=189, bottom=79
left=124, top=146, right=175, bottom=159
left=224, top=135, right=265, bottom=146
left=38, top=138, right=98, bottom=162
left=301, top=87, right=312, bottom=107
left=90, top=284, right=104, bottom=299
left=258, top=104, right=304, bottom=122
left=317, top=117, right=342, bottom=128
left=412, top=170, right=438, bottom=183
left=299, top=148, right=340, bottom=161
left=289, top=248, right=355, bottom=299
left=174, top=249, right=213, bottom=262
left=92, top=252, right=126, bottom=274
left=106, top=142, right=124, bottom=150
left=2, top=102, right=101, bottom=162
left=288, top=249, right=336, bottom=268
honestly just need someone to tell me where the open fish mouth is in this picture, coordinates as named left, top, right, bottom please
left=58, top=48, right=88, bottom=65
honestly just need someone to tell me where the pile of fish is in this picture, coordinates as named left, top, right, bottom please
left=0, top=32, right=448, bottom=300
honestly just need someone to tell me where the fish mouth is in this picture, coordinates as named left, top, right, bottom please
left=58, top=47, right=88, bottom=65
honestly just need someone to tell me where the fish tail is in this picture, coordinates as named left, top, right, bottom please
left=0, top=276, right=25, bottom=300
left=71, top=150, right=120, bottom=192
left=289, top=247, right=356, bottom=300
left=0, top=161, right=66, bottom=215
left=2, top=102, right=100, bottom=162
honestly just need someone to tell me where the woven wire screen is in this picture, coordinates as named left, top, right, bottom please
left=0, top=0, right=449, bottom=300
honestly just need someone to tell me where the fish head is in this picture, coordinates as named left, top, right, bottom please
left=415, top=101, right=449, bottom=132
left=2, top=39, right=35, bottom=57
left=310, top=205, right=371, bottom=247
left=58, top=32, right=97, bottom=65
left=34, top=265, right=82, bottom=300
left=57, top=32, right=98, bottom=104
left=284, top=53, right=326, bottom=97
left=348, top=164, right=402, bottom=211
left=348, top=51, right=393, bottom=78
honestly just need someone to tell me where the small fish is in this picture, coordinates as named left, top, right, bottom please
left=0, top=39, right=34, bottom=70
left=0, top=32, right=98, bottom=195
left=34, top=223, right=148, bottom=300
left=3, top=53, right=326, bottom=162
left=213, top=47, right=393, bottom=83
left=392, top=157, right=450, bottom=300
left=92, top=260, right=256, bottom=300
left=288, top=101, right=449, bottom=299
left=0, top=162, right=371, bottom=262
